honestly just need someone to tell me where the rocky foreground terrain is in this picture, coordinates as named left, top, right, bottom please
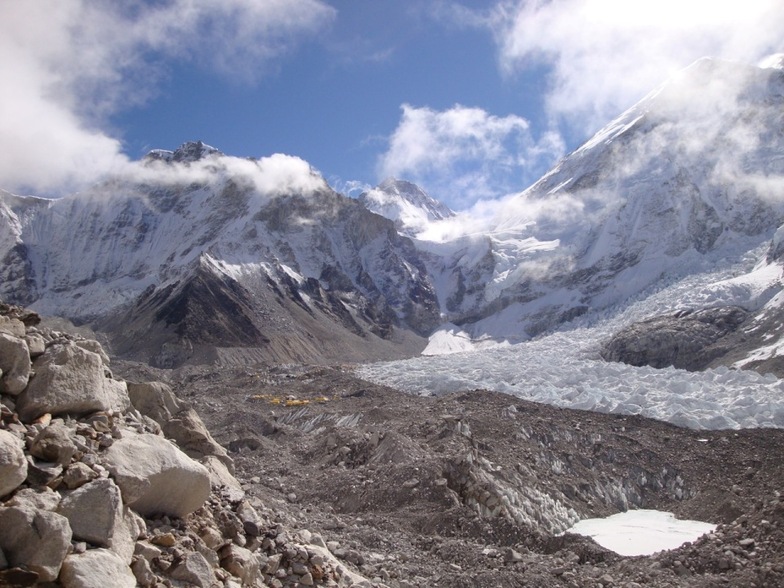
left=2, top=302, right=784, bottom=587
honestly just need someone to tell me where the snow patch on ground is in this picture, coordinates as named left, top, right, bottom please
left=566, top=510, right=716, bottom=557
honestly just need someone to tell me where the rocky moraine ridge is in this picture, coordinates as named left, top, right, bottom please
left=2, top=302, right=784, bottom=587
left=0, top=303, right=387, bottom=587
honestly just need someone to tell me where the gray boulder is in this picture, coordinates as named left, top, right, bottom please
left=0, top=315, right=25, bottom=337
left=0, top=332, right=30, bottom=395
left=58, top=479, right=121, bottom=547
left=127, top=381, right=181, bottom=422
left=164, top=407, right=234, bottom=470
left=29, top=421, right=77, bottom=465
left=219, top=544, right=261, bottom=585
left=0, top=429, right=27, bottom=498
left=129, top=381, right=234, bottom=471
left=0, top=505, right=72, bottom=582
left=6, top=486, right=61, bottom=511
left=60, top=549, right=137, bottom=588
left=15, top=341, right=130, bottom=422
left=74, top=339, right=112, bottom=365
left=103, top=432, right=211, bottom=518
left=25, top=332, right=46, bottom=357
left=168, top=551, right=216, bottom=587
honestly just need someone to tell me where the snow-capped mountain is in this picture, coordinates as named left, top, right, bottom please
left=358, top=178, right=454, bottom=236
left=3, top=58, right=784, bottom=374
left=0, top=145, right=439, bottom=366
left=421, top=57, right=784, bottom=351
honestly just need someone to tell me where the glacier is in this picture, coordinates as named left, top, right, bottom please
left=358, top=243, right=784, bottom=430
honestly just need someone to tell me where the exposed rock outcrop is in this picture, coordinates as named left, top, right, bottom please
left=600, top=306, right=749, bottom=370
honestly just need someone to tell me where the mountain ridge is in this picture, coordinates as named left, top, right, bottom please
left=3, top=58, right=784, bottom=372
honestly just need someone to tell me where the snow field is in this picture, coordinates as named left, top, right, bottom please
left=566, top=510, right=716, bottom=556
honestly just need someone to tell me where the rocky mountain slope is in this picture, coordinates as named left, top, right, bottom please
left=419, top=58, right=784, bottom=355
left=1, top=302, right=392, bottom=587
left=0, top=147, right=439, bottom=367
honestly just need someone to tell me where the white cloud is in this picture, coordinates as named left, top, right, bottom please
left=0, top=0, right=335, bottom=194
left=378, top=103, right=564, bottom=208
left=462, top=0, right=784, bottom=132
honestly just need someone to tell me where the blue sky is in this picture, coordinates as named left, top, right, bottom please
left=2, top=1, right=783, bottom=210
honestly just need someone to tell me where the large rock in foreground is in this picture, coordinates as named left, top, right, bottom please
left=15, top=341, right=130, bottom=422
left=0, top=505, right=72, bottom=581
left=60, top=549, right=137, bottom=588
left=103, top=432, right=211, bottom=518
left=0, top=332, right=30, bottom=394
left=0, top=429, right=27, bottom=498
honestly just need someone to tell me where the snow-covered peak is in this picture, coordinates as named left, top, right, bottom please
left=414, top=56, right=784, bottom=344
left=145, top=141, right=223, bottom=163
left=359, top=178, right=454, bottom=236
left=759, top=53, right=784, bottom=70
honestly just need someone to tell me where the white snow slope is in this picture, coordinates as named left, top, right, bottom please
left=413, top=58, right=784, bottom=346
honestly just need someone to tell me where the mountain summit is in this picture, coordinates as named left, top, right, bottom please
left=421, top=58, right=784, bottom=352
left=358, top=178, right=454, bottom=236
left=144, top=140, right=222, bottom=163
left=2, top=58, right=784, bottom=372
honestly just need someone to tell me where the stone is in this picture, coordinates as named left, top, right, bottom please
left=0, top=429, right=27, bottom=497
left=0, top=505, right=72, bottom=582
left=63, top=462, right=99, bottom=489
left=25, top=332, right=46, bottom=357
left=151, top=532, right=177, bottom=548
left=129, top=382, right=233, bottom=470
left=168, top=552, right=216, bottom=587
left=134, top=540, right=163, bottom=562
left=15, top=342, right=130, bottom=422
left=6, top=486, right=61, bottom=511
left=103, top=432, right=211, bottom=518
left=504, top=548, right=524, bottom=563
left=219, top=544, right=261, bottom=585
left=164, top=407, right=234, bottom=470
left=0, top=332, right=30, bottom=395
left=131, top=555, right=157, bottom=587
left=199, top=526, right=224, bottom=550
left=29, top=421, right=77, bottom=465
left=60, top=549, right=136, bottom=588
left=127, top=381, right=181, bottom=424
left=0, top=568, right=39, bottom=586
left=58, top=479, right=123, bottom=549
left=237, top=500, right=264, bottom=537
left=0, top=315, right=25, bottom=337
left=201, top=454, right=245, bottom=503
left=25, top=456, right=63, bottom=486
left=74, top=339, right=111, bottom=366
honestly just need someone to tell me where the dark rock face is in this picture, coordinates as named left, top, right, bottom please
left=600, top=306, right=749, bottom=370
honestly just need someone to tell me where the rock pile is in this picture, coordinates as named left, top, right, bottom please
left=0, top=304, right=379, bottom=587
